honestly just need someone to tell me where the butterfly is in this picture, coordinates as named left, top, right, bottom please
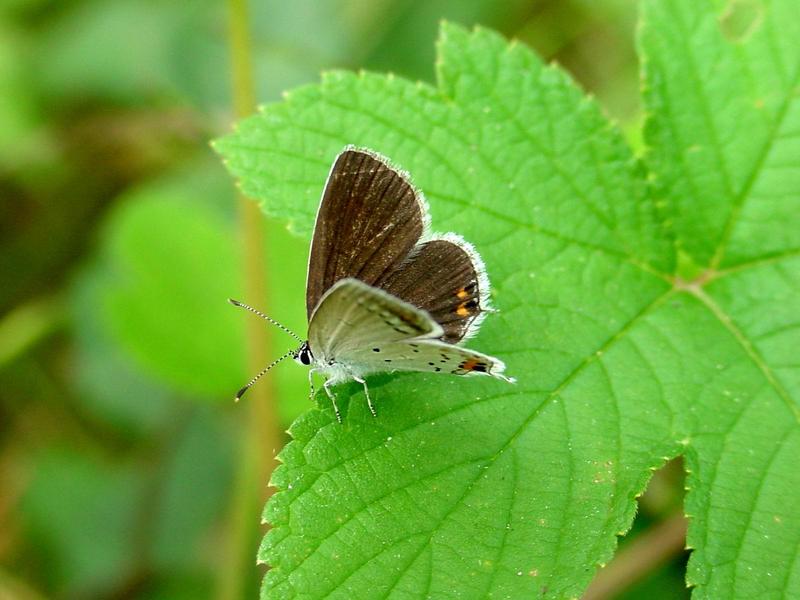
left=230, top=147, right=514, bottom=421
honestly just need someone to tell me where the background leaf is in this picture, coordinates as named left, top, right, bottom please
left=78, top=157, right=310, bottom=421
left=22, top=449, right=146, bottom=596
left=216, top=8, right=799, bottom=599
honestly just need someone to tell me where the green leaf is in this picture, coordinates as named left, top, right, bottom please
left=98, top=165, right=247, bottom=397
left=78, top=157, right=310, bottom=423
left=20, top=412, right=234, bottom=598
left=149, top=408, right=235, bottom=570
left=22, top=449, right=146, bottom=595
left=70, top=263, right=177, bottom=434
left=641, top=1, right=800, bottom=595
left=0, top=27, right=39, bottom=161
left=216, top=9, right=799, bottom=599
left=641, top=0, right=800, bottom=269
left=35, top=0, right=455, bottom=110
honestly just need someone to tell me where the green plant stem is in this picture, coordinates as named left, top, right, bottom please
left=220, top=1, right=281, bottom=599
left=0, top=295, right=63, bottom=370
left=581, top=512, right=688, bottom=600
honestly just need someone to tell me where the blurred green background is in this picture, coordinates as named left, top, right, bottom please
left=0, top=1, right=686, bottom=598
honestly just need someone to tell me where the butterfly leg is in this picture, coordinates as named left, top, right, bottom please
left=353, top=375, right=376, bottom=418
left=322, top=379, right=342, bottom=423
left=307, top=368, right=316, bottom=402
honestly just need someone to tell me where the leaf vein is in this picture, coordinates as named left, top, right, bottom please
left=691, top=287, right=800, bottom=421
left=730, top=426, right=796, bottom=597
left=710, top=49, right=800, bottom=268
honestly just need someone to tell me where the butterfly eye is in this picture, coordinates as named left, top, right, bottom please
left=292, top=342, right=314, bottom=366
left=299, top=346, right=313, bottom=366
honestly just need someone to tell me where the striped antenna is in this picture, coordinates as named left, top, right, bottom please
left=234, top=348, right=295, bottom=402
left=228, top=298, right=303, bottom=342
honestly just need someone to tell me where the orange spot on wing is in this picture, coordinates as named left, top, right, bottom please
left=456, top=288, right=469, bottom=299
left=460, top=358, right=489, bottom=373
left=462, top=358, right=480, bottom=371
left=456, top=304, right=470, bottom=316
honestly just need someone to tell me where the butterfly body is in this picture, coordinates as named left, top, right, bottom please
left=232, top=147, right=513, bottom=421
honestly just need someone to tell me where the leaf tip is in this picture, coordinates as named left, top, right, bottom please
left=437, top=19, right=470, bottom=45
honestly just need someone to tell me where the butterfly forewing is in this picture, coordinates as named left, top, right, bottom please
left=306, top=149, right=427, bottom=319
left=308, top=278, right=442, bottom=360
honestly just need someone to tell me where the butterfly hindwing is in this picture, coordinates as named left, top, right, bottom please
left=308, top=279, right=512, bottom=382
left=306, top=149, right=428, bottom=319
left=377, top=234, right=489, bottom=344
left=345, top=339, right=511, bottom=379
left=307, top=278, right=442, bottom=360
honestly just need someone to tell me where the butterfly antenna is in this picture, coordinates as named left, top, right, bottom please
left=228, top=298, right=303, bottom=342
left=234, top=348, right=295, bottom=402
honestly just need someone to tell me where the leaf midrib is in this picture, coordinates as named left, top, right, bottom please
left=691, top=286, right=800, bottom=423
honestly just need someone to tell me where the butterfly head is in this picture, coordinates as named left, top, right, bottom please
left=293, top=340, right=314, bottom=366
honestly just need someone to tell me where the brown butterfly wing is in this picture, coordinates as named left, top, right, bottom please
left=305, top=148, right=426, bottom=319
left=377, top=236, right=489, bottom=344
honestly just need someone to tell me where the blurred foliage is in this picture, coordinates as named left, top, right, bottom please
left=0, top=1, right=688, bottom=598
